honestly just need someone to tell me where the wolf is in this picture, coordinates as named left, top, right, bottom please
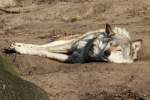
left=8, top=24, right=142, bottom=63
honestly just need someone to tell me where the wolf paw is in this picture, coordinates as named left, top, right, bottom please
left=10, top=42, right=29, bottom=54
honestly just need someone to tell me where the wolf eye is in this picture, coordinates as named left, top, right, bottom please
left=110, top=42, right=118, bottom=47
left=117, top=49, right=122, bottom=51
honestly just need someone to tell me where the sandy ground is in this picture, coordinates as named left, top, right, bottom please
left=0, top=0, right=150, bottom=99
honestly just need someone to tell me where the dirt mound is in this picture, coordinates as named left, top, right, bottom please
left=80, top=86, right=139, bottom=100
left=0, top=0, right=17, bottom=8
left=0, top=0, right=150, bottom=100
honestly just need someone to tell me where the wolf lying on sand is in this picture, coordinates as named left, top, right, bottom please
left=8, top=24, right=142, bottom=63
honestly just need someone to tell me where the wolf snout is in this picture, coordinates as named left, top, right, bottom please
left=104, top=50, right=111, bottom=57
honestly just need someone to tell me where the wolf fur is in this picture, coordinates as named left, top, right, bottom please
left=9, top=24, right=142, bottom=63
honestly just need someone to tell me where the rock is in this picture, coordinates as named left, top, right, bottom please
left=0, top=56, right=49, bottom=100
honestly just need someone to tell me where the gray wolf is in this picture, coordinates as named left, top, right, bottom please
left=8, top=24, right=142, bottom=63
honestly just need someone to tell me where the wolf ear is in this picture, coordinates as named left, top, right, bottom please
left=132, top=39, right=143, bottom=52
left=105, top=23, right=113, bottom=36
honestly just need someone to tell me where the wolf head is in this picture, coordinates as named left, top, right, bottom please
left=98, top=24, right=142, bottom=63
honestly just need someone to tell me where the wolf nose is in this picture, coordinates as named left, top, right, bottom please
left=104, top=50, right=111, bottom=57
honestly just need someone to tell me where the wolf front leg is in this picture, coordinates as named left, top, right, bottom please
left=40, top=51, right=69, bottom=62
left=10, top=42, right=44, bottom=55
left=10, top=42, right=69, bottom=62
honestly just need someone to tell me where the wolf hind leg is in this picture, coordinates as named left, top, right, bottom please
left=42, top=39, right=75, bottom=47
left=42, top=39, right=75, bottom=53
left=10, top=42, right=69, bottom=62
